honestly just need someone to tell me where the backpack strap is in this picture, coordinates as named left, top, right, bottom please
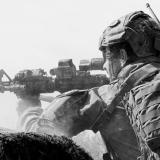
left=91, top=63, right=160, bottom=132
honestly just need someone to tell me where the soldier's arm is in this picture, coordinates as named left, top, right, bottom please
left=16, top=95, right=43, bottom=132
left=16, top=85, right=115, bottom=137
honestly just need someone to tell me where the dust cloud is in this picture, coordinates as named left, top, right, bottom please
left=0, top=92, right=18, bottom=129
left=0, top=92, right=52, bottom=130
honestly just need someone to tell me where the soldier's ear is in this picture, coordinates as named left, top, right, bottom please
left=120, top=49, right=128, bottom=66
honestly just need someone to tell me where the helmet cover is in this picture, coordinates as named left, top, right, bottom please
left=99, top=11, right=160, bottom=54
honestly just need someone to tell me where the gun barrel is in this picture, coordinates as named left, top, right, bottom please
left=146, top=3, right=160, bottom=26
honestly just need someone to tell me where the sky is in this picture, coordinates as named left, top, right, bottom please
left=0, top=0, right=159, bottom=129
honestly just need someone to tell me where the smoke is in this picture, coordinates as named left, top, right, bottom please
left=0, top=91, right=61, bottom=131
left=0, top=92, right=18, bottom=129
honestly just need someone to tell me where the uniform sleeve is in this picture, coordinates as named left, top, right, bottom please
left=16, top=86, right=113, bottom=137
left=16, top=96, right=43, bottom=132
left=35, top=89, right=107, bottom=137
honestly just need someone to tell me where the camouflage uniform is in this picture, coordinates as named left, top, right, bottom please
left=16, top=11, right=160, bottom=160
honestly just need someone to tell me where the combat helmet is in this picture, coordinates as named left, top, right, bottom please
left=99, top=11, right=160, bottom=57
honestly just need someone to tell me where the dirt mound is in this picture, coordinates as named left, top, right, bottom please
left=0, top=130, right=93, bottom=160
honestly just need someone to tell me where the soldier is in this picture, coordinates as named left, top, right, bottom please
left=16, top=11, right=160, bottom=160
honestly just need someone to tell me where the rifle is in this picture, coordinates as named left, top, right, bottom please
left=0, top=58, right=108, bottom=102
left=49, top=58, right=108, bottom=93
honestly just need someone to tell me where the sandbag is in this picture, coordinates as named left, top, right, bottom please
left=0, top=128, right=93, bottom=160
